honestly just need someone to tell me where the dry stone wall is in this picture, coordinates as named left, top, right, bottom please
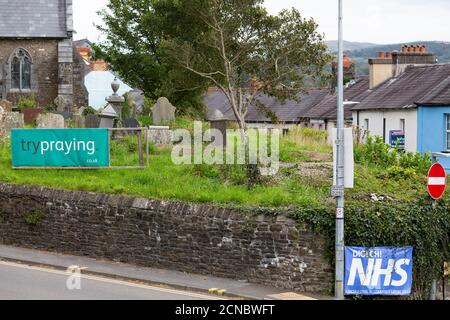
left=0, top=183, right=333, bottom=293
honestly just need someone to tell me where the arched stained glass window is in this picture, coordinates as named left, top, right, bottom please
left=10, top=49, right=32, bottom=90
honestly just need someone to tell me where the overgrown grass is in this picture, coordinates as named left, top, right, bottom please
left=280, top=127, right=331, bottom=162
left=0, top=123, right=433, bottom=207
left=0, top=134, right=329, bottom=207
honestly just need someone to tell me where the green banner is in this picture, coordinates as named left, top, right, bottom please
left=11, top=129, right=110, bottom=168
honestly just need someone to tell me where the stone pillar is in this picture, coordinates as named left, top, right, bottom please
left=57, top=39, right=74, bottom=112
left=57, top=0, right=75, bottom=112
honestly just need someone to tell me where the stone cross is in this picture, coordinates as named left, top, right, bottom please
left=151, top=97, right=176, bottom=125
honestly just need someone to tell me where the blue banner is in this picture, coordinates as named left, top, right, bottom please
left=345, top=246, right=413, bottom=296
left=389, top=130, right=405, bottom=149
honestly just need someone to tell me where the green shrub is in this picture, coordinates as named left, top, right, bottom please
left=291, top=199, right=450, bottom=299
left=384, top=166, right=417, bottom=179
left=137, top=115, right=153, bottom=126
left=24, top=209, right=45, bottom=226
left=82, top=106, right=97, bottom=116
left=355, top=136, right=432, bottom=174
left=16, top=96, right=37, bottom=111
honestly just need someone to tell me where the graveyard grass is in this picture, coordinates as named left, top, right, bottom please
left=0, top=122, right=430, bottom=208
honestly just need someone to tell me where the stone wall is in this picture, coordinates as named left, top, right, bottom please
left=0, top=39, right=59, bottom=107
left=0, top=39, right=88, bottom=109
left=0, top=183, right=333, bottom=293
left=72, top=49, right=89, bottom=108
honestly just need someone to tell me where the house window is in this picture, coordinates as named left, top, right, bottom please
left=446, top=115, right=450, bottom=150
left=364, top=119, right=369, bottom=131
left=10, top=49, right=32, bottom=90
left=400, top=119, right=405, bottom=132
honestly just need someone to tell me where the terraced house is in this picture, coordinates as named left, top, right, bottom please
left=0, top=0, right=87, bottom=111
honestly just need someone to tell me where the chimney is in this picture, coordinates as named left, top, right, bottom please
left=368, top=53, right=393, bottom=89
left=249, top=77, right=262, bottom=94
left=392, top=44, right=437, bottom=77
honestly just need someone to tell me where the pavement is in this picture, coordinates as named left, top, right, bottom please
left=0, top=244, right=328, bottom=300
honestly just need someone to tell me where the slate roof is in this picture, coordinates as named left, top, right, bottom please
left=352, top=64, right=450, bottom=111
left=0, top=0, right=68, bottom=38
left=416, top=75, right=450, bottom=105
left=204, top=88, right=331, bottom=123
left=304, top=78, right=369, bottom=120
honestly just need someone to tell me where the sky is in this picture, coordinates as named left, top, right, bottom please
left=73, top=0, right=450, bottom=44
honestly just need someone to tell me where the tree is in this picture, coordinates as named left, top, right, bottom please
left=93, top=0, right=211, bottom=115
left=162, top=0, right=331, bottom=134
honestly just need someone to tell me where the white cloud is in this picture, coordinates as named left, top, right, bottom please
left=74, top=0, right=450, bottom=44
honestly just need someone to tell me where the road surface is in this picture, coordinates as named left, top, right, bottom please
left=0, top=260, right=224, bottom=300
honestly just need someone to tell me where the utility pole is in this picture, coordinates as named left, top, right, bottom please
left=334, top=0, right=345, bottom=300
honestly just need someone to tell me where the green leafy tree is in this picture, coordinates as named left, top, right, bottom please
left=93, top=0, right=210, bottom=115
left=162, top=0, right=330, bottom=184
left=162, top=0, right=331, bottom=133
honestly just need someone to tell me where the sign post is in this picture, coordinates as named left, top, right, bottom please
left=333, top=0, right=346, bottom=300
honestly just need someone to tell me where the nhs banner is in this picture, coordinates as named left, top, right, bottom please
left=345, top=247, right=413, bottom=296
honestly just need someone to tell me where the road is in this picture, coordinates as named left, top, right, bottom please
left=0, top=261, right=224, bottom=300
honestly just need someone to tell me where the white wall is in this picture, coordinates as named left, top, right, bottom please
left=85, top=71, right=133, bottom=109
left=352, top=109, right=417, bottom=152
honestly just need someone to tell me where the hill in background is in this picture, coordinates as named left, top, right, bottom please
left=325, top=40, right=378, bottom=52
left=326, top=41, right=450, bottom=76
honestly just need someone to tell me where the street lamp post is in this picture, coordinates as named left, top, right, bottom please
left=334, top=0, right=345, bottom=300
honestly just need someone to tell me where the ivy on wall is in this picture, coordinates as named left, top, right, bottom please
left=291, top=198, right=450, bottom=299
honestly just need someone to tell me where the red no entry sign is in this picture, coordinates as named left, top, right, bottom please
left=428, top=163, right=447, bottom=200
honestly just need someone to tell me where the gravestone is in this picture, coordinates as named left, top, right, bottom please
left=128, top=90, right=144, bottom=114
left=85, top=114, right=100, bottom=128
left=55, top=112, right=73, bottom=120
left=151, top=97, right=176, bottom=125
left=36, top=113, right=65, bottom=128
left=0, top=112, right=24, bottom=137
left=209, top=109, right=227, bottom=147
left=72, top=107, right=86, bottom=128
left=99, top=104, right=118, bottom=129
left=0, top=99, right=12, bottom=112
left=123, top=117, right=139, bottom=128
left=54, top=95, right=71, bottom=113
left=147, top=126, right=173, bottom=145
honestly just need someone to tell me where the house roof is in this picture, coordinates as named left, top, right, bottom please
left=416, top=75, right=450, bottom=105
left=304, top=78, right=369, bottom=119
left=0, top=0, right=70, bottom=38
left=204, top=88, right=330, bottom=123
left=352, top=64, right=450, bottom=111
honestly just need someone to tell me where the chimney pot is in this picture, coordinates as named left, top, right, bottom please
left=386, top=51, right=392, bottom=59
left=377, top=51, right=385, bottom=58
left=401, top=45, right=407, bottom=53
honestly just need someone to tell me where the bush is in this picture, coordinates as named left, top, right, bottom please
left=137, top=115, right=153, bottom=126
left=16, top=96, right=37, bottom=111
left=82, top=106, right=97, bottom=116
left=355, top=136, right=432, bottom=174
left=24, top=209, right=45, bottom=226
left=291, top=198, right=450, bottom=299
